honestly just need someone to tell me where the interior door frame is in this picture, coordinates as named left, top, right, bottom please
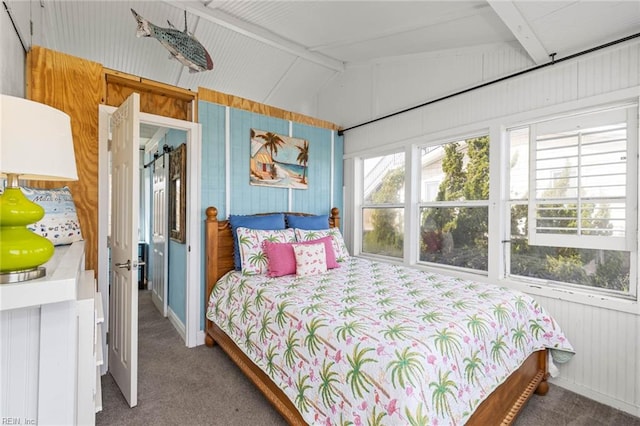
left=99, top=105, right=202, bottom=365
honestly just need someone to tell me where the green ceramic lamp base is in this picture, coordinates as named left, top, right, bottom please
left=0, top=187, right=54, bottom=283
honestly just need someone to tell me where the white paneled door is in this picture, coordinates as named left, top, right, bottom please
left=151, top=157, right=168, bottom=317
left=108, top=93, right=140, bottom=407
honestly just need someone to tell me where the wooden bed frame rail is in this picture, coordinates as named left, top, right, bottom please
left=203, top=206, right=548, bottom=425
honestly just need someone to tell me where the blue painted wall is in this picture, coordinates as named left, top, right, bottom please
left=168, top=239, right=186, bottom=321
left=200, top=103, right=343, bottom=217
left=199, top=100, right=344, bottom=328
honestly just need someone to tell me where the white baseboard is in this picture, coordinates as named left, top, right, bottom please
left=196, top=330, right=205, bottom=346
left=167, top=307, right=186, bottom=343
left=551, top=376, right=640, bottom=418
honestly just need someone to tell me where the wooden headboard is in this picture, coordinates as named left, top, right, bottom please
left=204, top=206, right=340, bottom=323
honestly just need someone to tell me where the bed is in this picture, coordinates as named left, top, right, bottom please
left=204, top=206, right=574, bottom=425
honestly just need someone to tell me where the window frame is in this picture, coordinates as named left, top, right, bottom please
left=526, top=105, right=637, bottom=252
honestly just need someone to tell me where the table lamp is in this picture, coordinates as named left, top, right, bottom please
left=0, top=95, right=78, bottom=284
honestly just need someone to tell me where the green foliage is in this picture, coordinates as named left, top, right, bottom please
left=592, top=251, right=629, bottom=291
left=439, top=143, right=466, bottom=203
left=451, top=137, right=489, bottom=255
left=364, top=166, right=405, bottom=257
left=430, top=143, right=465, bottom=232
left=510, top=206, right=629, bottom=291
left=463, top=137, right=490, bottom=200
left=420, top=137, right=489, bottom=269
left=545, top=254, right=588, bottom=283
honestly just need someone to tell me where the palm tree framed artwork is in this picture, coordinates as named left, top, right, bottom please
left=250, top=128, right=309, bottom=189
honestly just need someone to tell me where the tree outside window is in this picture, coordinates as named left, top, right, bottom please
left=419, top=136, right=489, bottom=271
left=362, top=154, right=404, bottom=258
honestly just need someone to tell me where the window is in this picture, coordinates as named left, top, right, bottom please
left=418, top=137, right=490, bottom=271
left=361, top=152, right=405, bottom=258
left=528, top=108, right=634, bottom=250
left=353, top=100, right=638, bottom=299
left=508, top=104, right=638, bottom=295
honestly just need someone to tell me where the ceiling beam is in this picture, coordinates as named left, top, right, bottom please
left=163, top=1, right=345, bottom=72
left=487, top=1, right=549, bottom=64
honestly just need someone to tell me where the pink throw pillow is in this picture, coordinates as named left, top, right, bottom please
left=263, top=236, right=339, bottom=277
left=263, top=241, right=297, bottom=277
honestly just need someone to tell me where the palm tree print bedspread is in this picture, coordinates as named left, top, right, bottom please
left=207, top=257, right=574, bottom=425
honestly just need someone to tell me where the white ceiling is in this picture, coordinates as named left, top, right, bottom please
left=5, top=0, right=640, bottom=123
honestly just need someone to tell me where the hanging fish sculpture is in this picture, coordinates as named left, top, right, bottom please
left=131, top=8, right=213, bottom=73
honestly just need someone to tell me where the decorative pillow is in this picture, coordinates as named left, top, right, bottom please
left=229, top=213, right=285, bottom=270
left=20, top=186, right=83, bottom=246
left=294, top=228, right=350, bottom=262
left=237, top=227, right=295, bottom=275
left=285, top=214, right=329, bottom=230
left=263, top=236, right=339, bottom=277
left=262, top=241, right=297, bottom=277
left=293, top=242, right=327, bottom=277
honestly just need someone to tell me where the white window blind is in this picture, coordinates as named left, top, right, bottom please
left=528, top=105, right=638, bottom=251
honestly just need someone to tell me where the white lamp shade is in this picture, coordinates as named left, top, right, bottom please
left=0, top=95, right=78, bottom=181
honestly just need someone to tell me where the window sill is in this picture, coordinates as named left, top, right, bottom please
left=500, top=279, right=639, bottom=315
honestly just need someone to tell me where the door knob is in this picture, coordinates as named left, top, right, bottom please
left=115, top=260, right=132, bottom=270
left=115, top=260, right=146, bottom=271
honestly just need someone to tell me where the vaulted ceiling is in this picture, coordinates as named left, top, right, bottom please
left=5, top=1, right=639, bottom=123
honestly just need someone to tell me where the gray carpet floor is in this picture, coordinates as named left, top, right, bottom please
left=96, top=291, right=640, bottom=425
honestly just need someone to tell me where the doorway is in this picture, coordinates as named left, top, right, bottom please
left=97, top=104, right=202, bottom=375
left=143, top=126, right=190, bottom=332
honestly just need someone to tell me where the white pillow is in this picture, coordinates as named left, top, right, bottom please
left=294, top=228, right=350, bottom=262
left=237, top=227, right=296, bottom=275
left=293, top=242, right=327, bottom=276
left=19, top=186, right=83, bottom=246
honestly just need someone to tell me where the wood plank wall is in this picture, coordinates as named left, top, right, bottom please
left=26, top=46, right=103, bottom=275
left=25, top=46, right=340, bottom=277
left=199, top=87, right=340, bottom=131
left=104, top=69, right=196, bottom=121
